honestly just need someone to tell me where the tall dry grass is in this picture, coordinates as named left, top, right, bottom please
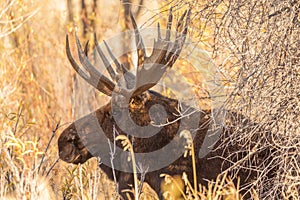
left=0, top=0, right=118, bottom=199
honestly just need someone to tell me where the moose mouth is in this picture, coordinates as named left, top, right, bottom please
left=71, top=154, right=84, bottom=164
left=59, top=151, right=89, bottom=164
left=59, top=141, right=92, bottom=164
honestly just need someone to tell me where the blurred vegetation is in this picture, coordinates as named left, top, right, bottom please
left=0, top=0, right=299, bottom=199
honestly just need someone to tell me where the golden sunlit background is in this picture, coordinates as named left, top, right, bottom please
left=0, top=0, right=299, bottom=199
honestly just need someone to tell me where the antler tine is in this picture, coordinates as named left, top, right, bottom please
left=67, top=34, right=115, bottom=96
left=102, top=40, right=129, bottom=76
left=176, top=10, right=188, bottom=33
left=165, top=8, right=173, bottom=41
left=130, top=11, right=146, bottom=72
left=166, top=9, right=188, bottom=65
left=75, top=35, right=115, bottom=91
left=66, top=35, right=90, bottom=80
left=102, top=40, right=136, bottom=91
left=94, top=33, right=117, bottom=81
left=150, top=7, right=175, bottom=66
left=84, top=40, right=89, bottom=56
left=157, top=23, right=162, bottom=40
left=165, top=8, right=191, bottom=67
left=182, top=8, right=191, bottom=41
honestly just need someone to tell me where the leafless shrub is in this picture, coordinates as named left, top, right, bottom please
left=173, top=0, right=300, bottom=199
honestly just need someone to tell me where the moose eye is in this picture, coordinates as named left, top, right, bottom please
left=67, top=135, right=76, bottom=143
left=71, top=139, right=78, bottom=146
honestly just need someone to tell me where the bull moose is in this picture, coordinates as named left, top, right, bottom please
left=58, top=8, right=257, bottom=199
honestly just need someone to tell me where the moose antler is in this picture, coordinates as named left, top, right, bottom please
left=66, top=8, right=191, bottom=98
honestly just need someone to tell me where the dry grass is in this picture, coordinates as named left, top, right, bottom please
left=0, top=0, right=117, bottom=199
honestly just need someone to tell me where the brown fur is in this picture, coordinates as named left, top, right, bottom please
left=58, top=90, right=255, bottom=199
